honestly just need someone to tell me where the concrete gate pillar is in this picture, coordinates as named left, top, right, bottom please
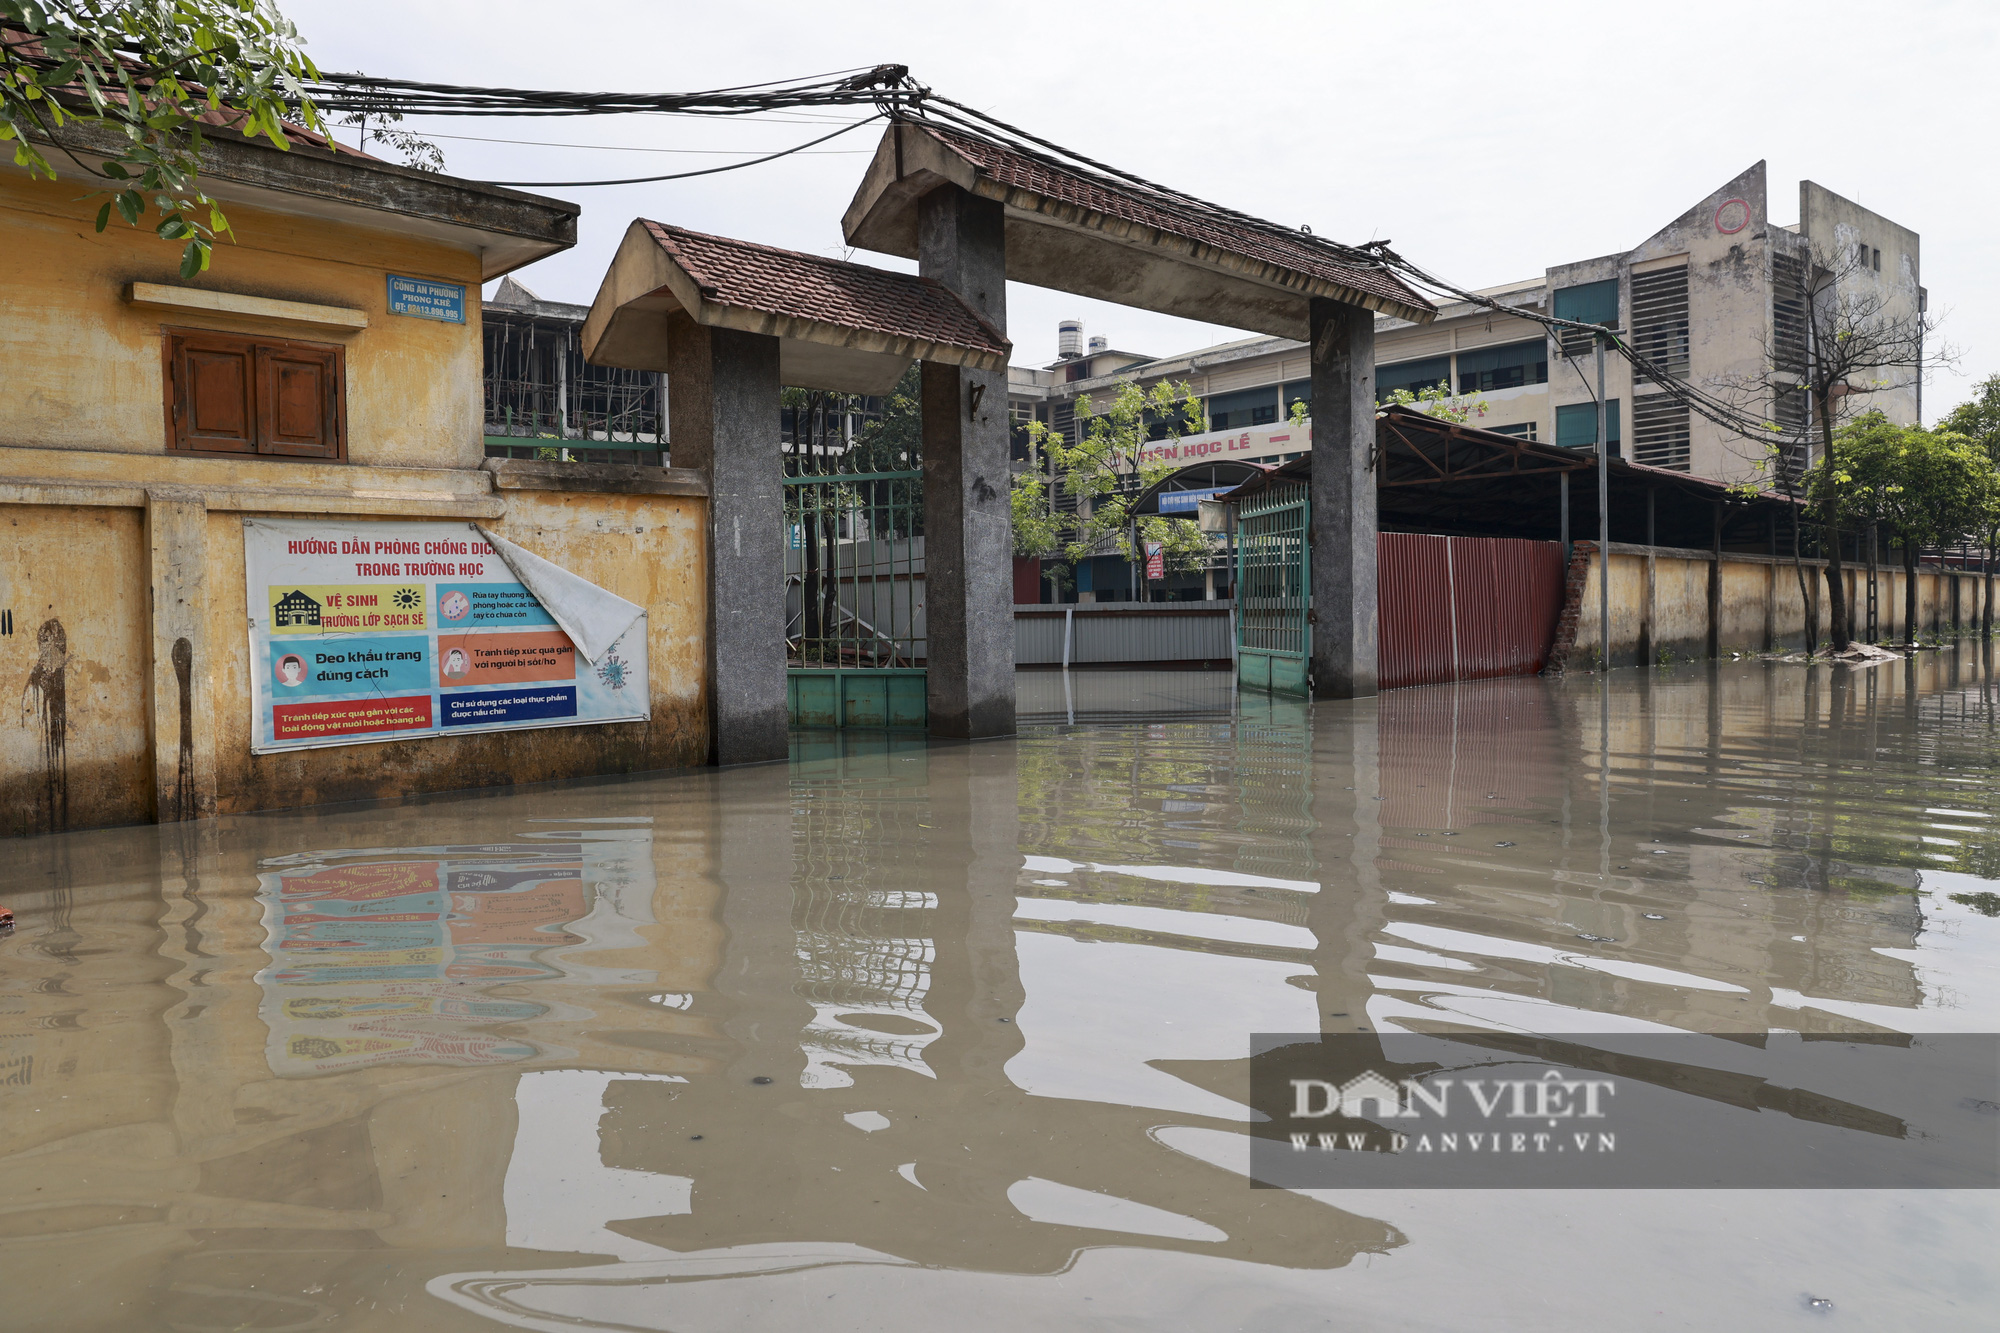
left=917, top=186, right=1015, bottom=738
left=666, top=312, right=788, bottom=766
left=1308, top=297, right=1378, bottom=699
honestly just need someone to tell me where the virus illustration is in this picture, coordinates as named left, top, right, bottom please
left=391, top=587, right=422, bottom=611
left=596, top=652, right=629, bottom=691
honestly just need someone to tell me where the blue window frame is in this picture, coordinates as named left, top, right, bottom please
left=1206, top=385, right=1282, bottom=430
left=1456, top=340, right=1549, bottom=393
left=1555, top=400, right=1621, bottom=452
left=1553, top=279, right=1620, bottom=328
left=1375, top=356, right=1452, bottom=403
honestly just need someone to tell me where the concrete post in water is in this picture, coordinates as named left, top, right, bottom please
left=917, top=186, right=1015, bottom=738
left=1643, top=487, right=1657, bottom=666
left=1308, top=297, right=1377, bottom=698
left=1866, top=523, right=1880, bottom=642
left=666, top=313, right=788, bottom=766
left=147, top=490, right=214, bottom=822
left=1707, top=503, right=1723, bottom=659
left=1596, top=334, right=1609, bottom=674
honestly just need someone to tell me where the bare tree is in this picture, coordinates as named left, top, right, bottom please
left=1725, top=240, right=1949, bottom=652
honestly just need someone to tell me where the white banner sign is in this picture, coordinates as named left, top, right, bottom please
left=245, top=518, right=648, bottom=754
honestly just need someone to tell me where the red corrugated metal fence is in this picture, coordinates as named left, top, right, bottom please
left=1377, top=534, right=1565, bottom=690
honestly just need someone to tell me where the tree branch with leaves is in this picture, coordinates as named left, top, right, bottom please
left=1722, top=240, right=1950, bottom=651
left=1012, top=378, right=1218, bottom=602
left=2, top=0, right=325, bottom=277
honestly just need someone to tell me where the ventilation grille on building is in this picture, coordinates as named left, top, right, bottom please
left=1771, top=385, right=1810, bottom=487
left=1632, top=393, right=1691, bottom=471
left=1772, top=251, right=1809, bottom=380
left=1630, top=265, right=1691, bottom=383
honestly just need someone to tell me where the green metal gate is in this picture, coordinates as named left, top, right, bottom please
left=1235, top=478, right=1311, bottom=697
left=785, top=463, right=927, bottom=729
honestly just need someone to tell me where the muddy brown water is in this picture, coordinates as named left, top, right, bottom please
left=3, top=656, right=1998, bottom=1330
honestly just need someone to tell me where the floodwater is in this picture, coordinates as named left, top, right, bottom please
left=4, top=654, right=1999, bottom=1331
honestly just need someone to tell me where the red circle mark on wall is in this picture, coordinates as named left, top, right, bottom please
left=1715, top=199, right=1751, bottom=234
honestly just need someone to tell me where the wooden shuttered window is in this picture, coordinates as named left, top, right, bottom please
left=166, top=328, right=345, bottom=460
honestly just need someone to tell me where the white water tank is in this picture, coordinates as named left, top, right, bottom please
left=1058, top=319, right=1083, bottom=359
left=1088, top=335, right=1108, bottom=354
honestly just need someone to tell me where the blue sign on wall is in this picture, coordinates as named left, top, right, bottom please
left=1157, top=487, right=1229, bottom=513
left=441, top=685, right=578, bottom=728
left=388, top=275, right=467, bottom=324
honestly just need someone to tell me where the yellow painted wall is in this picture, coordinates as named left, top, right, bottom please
left=0, top=504, right=153, bottom=835
left=0, top=171, right=484, bottom=470
left=204, top=496, right=709, bottom=815
left=0, top=172, right=714, bottom=838
left=1571, top=547, right=1987, bottom=668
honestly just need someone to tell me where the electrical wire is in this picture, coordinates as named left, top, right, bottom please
left=472, top=113, right=882, bottom=187
left=298, top=61, right=1812, bottom=466
left=415, top=130, right=872, bottom=154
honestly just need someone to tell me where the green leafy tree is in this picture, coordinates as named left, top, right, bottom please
left=1012, top=378, right=1212, bottom=602
left=2, top=1, right=326, bottom=278
left=1380, top=379, right=1489, bottom=425
left=1940, top=373, right=2000, bottom=634
left=1807, top=412, right=1995, bottom=645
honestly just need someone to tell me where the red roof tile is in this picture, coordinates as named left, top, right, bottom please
left=922, top=125, right=1434, bottom=320
left=641, top=221, right=1009, bottom=357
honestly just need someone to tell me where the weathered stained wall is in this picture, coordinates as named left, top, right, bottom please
left=0, top=170, right=484, bottom=470
left=206, top=492, right=708, bottom=816
left=1558, top=540, right=1986, bottom=669
left=0, top=505, right=153, bottom=837
left=0, top=155, right=721, bottom=839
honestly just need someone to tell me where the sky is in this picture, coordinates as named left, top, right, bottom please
left=285, top=0, right=2000, bottom=420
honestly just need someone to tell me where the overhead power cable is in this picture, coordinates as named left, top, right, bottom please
left=474, top=114, right=882, bottom=187
left=294, top=62, right=1809, bottom=468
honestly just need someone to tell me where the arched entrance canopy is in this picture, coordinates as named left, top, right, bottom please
left=841, top=123, right=1437, bottom=337
left=1127, top=459, right=1273, bottom=518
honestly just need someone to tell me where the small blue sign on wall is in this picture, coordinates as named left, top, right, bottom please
left=387, top=274, right=466, bottom=324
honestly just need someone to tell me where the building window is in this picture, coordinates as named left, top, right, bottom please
left=1553, top=279, right=1620, bottom=358
left=1375, top=355, right=1452, bottom=403
left=1205, top=385, right=1283, bottom=431
left=1631, top=393, right=1690, bottom=470
left=1554, top=399, right=1621, bottom=453
left=1630, top=265, right=1690, bottom=383
left=1455, top=340, right=1548, bottom=394
left=1283, top=380, right=1311, bottom=417
left=165, top=327, right=345, bottom=460
left=1486, top=422, right=1538, bottom=441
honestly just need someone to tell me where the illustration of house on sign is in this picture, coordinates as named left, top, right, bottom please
left=274, top=590, right=322, bottom=629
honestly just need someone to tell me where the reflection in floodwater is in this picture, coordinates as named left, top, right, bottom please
left=4, top=652, right=2000, bottom=1329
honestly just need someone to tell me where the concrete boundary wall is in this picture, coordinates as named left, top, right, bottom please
left=1549, top=541, right=1991, bottom=671
left=1015, top=602, right=1233, bottom=667
left=1, top=456, right=709, bottom=839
